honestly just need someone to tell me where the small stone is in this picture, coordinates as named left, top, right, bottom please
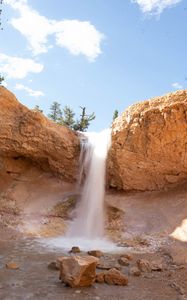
left=104, top=268, right=128, bottom=286
left=129, top=267, right=141, bottom=276
left=118, top=257, right=130, bottom=266
left=6, top=262, right=19, bottom=270
left=88, top=250, right=103, bottom=258
left=97, top=262, right=121, bottom=271
left=151, top=261, right=163, bottom=271
left=95, top=272, right=105, bottom=283
left=69, top=246, right=81, bottom=254
left=48, top=261, right=59, bottom=271
left=137, top=259, right=151, bottom=273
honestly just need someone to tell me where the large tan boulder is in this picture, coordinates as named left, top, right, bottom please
left=0, top=87, right=79, bottom=182
left=108, top=90, right=187, bottom=191
left=59, top=255, right=99, bottom=287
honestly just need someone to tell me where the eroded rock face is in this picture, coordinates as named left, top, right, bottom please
left=0, top=87, right=79, bottom=182
left=108, top=90, right=187, bottom=191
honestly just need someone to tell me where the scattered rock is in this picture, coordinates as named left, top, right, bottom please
left=151, top=261, right=163, bottom=271
left=118, top=257, right=130, bottom=266
left=129, top=267, right=141, bottom=277
left=48, top=261, right=59, bottom=271
left=88, top=250, right=103, bottom=258
left=59, top=255, right=99, bottom=287
left=95, top=272, right=105, bottom=283
left=69, top=246, right=81, bottom=254
left=6, top=262, right=19, bottom=270
left=104, top=268, right=128, bottom=286
left=96, top=261, right=121, bottom=271
left=137, top=259, right=152, bottom=273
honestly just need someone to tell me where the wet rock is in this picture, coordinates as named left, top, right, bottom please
left=59, top=255, right=99, bottom=287
left=88, top=250, right=103, bottom=258
left=118, top=257, right=130, bottom=266
left=129, top=267, right=141, bottom=276
left=69, top=246, right=81, bottom=254
left=104, top=268, right=128, bottom=286
left=95, top=272, right=105, bottom=283
left=6, top=262, right=19, bottom=270
left=137, top=259, right=152, bottom=273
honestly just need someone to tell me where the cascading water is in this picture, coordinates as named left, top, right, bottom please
left=44, top=129, right=122, bottom=251
left=68, top=128, right=111, bottom=238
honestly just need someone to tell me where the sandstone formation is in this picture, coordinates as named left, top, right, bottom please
left=59, top=256, right=99, bottom=287
left=108, top=90, right=187, bottom=191
left=0, top=87, right=79, bottom=182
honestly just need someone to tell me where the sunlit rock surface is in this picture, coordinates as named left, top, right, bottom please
left=108, top=90, right=187, bottom=191
left=0, top=87, right=79, bottom=181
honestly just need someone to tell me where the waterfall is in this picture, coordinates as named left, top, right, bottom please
left=68, top=128, right=111, bottom=239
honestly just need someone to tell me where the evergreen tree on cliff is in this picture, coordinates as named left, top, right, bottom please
left=60, top=105, right=75, bottom=129
left=0, top=75, right=4, bottom=85
left=73, top=106, right=95, bottom=132
left=34, top=105, right=43, bottom=113
left=48, top=101, right=62, bottom=123
left=112, top=109, right=119, bottom=121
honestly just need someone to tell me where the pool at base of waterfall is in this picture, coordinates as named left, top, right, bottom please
left=41, top=236, right=126, bottom=253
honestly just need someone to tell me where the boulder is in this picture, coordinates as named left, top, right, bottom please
left=59, top=255, right=99, bottom=287
left=137, top=259, right=152, bottom=272
left=88, top=250, right=103, bottom=258
left=104, top=268, right=128, bottom=286
left=108, top=90, right=187, bottom=191
left=0, top=87, right=79, bottom=182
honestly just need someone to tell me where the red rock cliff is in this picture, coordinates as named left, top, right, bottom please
left=0, top=87, right=80, bottom=182
left=108, top=90, right=187, bottom=191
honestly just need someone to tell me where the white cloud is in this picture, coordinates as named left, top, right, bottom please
left=5, top=0, right=104, bottom=61
left=0, top=53, right=44, bottom=79
left=132, top=0, right=182, bottom=14
left=54, top=20, right=104, bottom=61
left=172, top=82, right=183, bottom=90
left=15, top=83, right=44, bottom=97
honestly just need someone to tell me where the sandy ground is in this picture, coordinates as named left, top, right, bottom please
left=0, top=164, right=187, bottom=299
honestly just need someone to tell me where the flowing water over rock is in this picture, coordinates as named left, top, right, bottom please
left=68, top=129, right=111, bottom=239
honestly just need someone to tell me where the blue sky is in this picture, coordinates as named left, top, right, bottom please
left=0, top=0, right=187, bottom=131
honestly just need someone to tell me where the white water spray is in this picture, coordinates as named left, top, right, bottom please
left=68, top=128, right=111, bottom=238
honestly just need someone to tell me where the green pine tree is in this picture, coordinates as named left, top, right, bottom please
left=0, top=75, right=4, bottom=85
left=60, top=105, right=75, bottom=129
left=73, top=106, right=95, bottom=132
left=112, top=109, right=119, bottom=121
left=48, top=101, right=62, bottom=123
left=34, top=105, right=43, bottom=113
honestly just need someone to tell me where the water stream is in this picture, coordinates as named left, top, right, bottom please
left=68, top=128, right=111, bottom=238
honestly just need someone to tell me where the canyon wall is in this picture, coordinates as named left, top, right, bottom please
left=108, top=90, right=187, bottom=191
left=0, top=87, right=80, bottom=182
